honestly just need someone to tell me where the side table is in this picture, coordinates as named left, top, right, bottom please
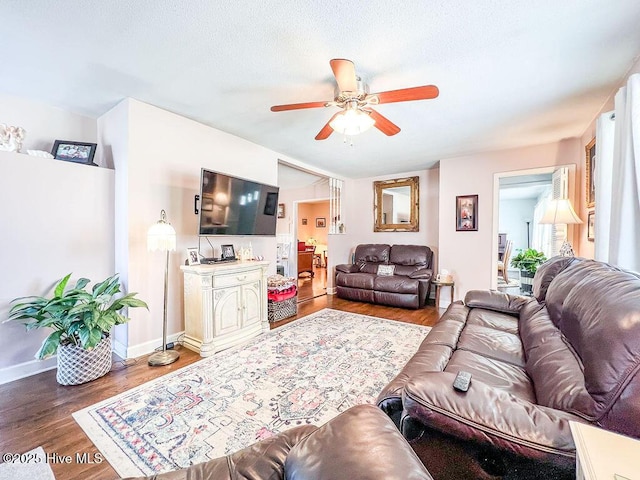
left=431, top=280, right=455, bottom=308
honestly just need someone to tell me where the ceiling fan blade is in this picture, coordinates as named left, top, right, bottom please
left=271, top=101, right=328, bottom=112
left=373, top=85, right=439, bottom=104
left=330, top=58, right=358, bottom=92
left=315, top=112, right=342, bottom=140
left=366, top=109, right=401, bottom=136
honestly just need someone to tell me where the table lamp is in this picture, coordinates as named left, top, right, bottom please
left=539, top=199, right=583, bottom=256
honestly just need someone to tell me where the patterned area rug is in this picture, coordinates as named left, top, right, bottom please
left=74, top=308, right=430, bottom=477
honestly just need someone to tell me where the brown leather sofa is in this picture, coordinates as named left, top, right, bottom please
left=377, top=256, right=640, bottom=479
left=123, top=404, right=433, bottom=480
left=335, top=244, right=434, bottom=309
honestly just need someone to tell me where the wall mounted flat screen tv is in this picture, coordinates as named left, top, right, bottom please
left=198, top=169, right=279, bottom=236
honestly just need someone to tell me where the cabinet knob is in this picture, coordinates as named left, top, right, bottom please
left=237, top=275, right=247, bottom=281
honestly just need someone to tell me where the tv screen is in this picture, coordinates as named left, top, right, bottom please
left=198, top=169, right=279, bottom=236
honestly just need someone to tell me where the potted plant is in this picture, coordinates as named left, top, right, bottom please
left=510, top=248, right=547, bottom=295
left=6, top=273, right=147, bottom=385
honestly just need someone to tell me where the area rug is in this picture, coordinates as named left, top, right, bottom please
left=74, top=308, right=430, bottom=477
left=0, top=447, right=55, bottom=480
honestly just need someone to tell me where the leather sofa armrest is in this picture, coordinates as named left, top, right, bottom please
left=409, top=268, right=433, bottom=280
left=463, top=290, right=531, bottom=316
left=123, top=425, right=316, bottom=480
left=403, top=372, right=581, bottom=465
left=335, top=263, right=359, bottom=274
left=286, top=404, right=433, bottom=480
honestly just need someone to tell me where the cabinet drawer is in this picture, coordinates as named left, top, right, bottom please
left=213, top=268, right=261, bottom=288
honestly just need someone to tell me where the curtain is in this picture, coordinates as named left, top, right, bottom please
left=606, top=73, right=640, bottom=271
left=532, top=188, right=552, bottom=257
left=593, top=111, right=615, bottom=261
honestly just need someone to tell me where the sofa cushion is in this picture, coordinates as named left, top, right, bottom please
left=457, top=324, right=525, bottom=367
left=532, top=256, right=580, bottom=304
left=390, top=244, right=432, bottom=267
left=520, top=302, right=594, bottom=417
left=336, top=272, right=376, bottom=289
left=355, top=244, right=390, bottom=263
left=465, top=308, right=520, bottom=335
left=444, top=350, right=536, bottom=403
left=374, top=275, right=419, bottom=294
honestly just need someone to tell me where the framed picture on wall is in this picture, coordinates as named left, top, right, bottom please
left=587, top=211, right=595, bottom=241
left=585, top=137, right=596, bottom=208
left=316, top=217, right=326, bottom=228
left=277, top=203, right=285, bottom=218
left=301, top=218, right=308, bottom=225
left=456, top=195, right=478, bottom=231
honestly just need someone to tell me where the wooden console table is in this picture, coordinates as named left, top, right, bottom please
left=180, top=261, right=269, bottom=357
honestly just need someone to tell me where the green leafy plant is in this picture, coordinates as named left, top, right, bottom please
left=510, top=248, right=547, bottom=275
left=7, top=274, right=148, bottom=359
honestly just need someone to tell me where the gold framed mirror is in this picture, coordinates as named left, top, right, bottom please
left=374, top=176, right=419, bottom=232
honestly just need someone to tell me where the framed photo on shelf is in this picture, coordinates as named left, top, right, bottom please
left=456, top=195, right=478, bottom=231
left=316, top=217, right=326, bottom=228
left=277, top=203, right=285, bottom=218
left=587, top=211, right=595, bottom=241
left=186, top=247, right=200, bottom=265
left=585, top=137, right=596, bottom=208
left=221, top=244, right=236, bottom=260
left=51, top=140, right=97, bottom=165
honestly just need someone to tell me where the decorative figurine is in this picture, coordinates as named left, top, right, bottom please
left=0, top=124, right=26, bottom=152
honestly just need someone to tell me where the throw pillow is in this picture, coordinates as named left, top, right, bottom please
left=377, top=264, right=395, bottom=276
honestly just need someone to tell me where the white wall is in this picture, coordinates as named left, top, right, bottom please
left=438, top=139, right=580, bottom=307
left=498, top=198, right=537, bottom=256
left=0, top=151, right=114, bottom=384
left=0, top=93, right=98, bottom=160
left=99, top=99, right=298, bottom=356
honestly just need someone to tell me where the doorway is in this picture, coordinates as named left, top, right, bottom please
left=492, top=164, right=577, bottom=291
left=276, top=162, right=330, bottom=302
left=296, top=199, right=330, bottom=301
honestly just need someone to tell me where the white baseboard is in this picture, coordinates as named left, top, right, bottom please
left=0, top=356, right=57, bottom=385
left=114, top=331, right=185, bottom=360
left=2, top=331, right=186, bottom=385
left=327, top=287, right=337, bottom=295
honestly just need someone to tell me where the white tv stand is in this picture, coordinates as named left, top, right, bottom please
left=180, top=260, right=269, bottom=356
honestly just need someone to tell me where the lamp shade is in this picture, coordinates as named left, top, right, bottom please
left=539, top=199, right=583, bottom=225
left=329, top=109, right=375, bottom=136
left=147, top=209, right=176, bottom=252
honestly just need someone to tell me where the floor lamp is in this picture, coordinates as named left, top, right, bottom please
left=147, top=209, right=180, bottom=366
left=539, top=199, right=583, bottom=256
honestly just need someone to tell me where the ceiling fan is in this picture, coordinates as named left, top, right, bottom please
left=270, top=58, right=439, bottom=140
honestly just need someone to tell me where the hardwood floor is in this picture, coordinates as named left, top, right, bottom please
left=0, top=295, right=441, bottom=480
left=296, top=264, right=327, bottom=301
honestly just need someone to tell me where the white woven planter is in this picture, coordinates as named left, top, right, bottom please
left=56, top=335, right=112, bottom=385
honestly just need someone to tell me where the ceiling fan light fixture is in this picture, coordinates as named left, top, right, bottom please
left=329, top=109, right=375, bottom=136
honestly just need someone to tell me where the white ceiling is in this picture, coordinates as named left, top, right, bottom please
left=2, top=1, right=639, bottom=178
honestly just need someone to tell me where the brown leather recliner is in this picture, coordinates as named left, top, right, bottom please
left=377, top=256, right=640, bottom=479
left=335, top=244, right=434, bottom=309
left=123, top=404, right=432, bottom=480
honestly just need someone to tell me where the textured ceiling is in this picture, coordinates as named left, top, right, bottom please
left=1, top=1, right=639, bottom=178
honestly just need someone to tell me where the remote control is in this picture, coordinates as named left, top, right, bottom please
left=453, top=371, right=472, bottom=392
